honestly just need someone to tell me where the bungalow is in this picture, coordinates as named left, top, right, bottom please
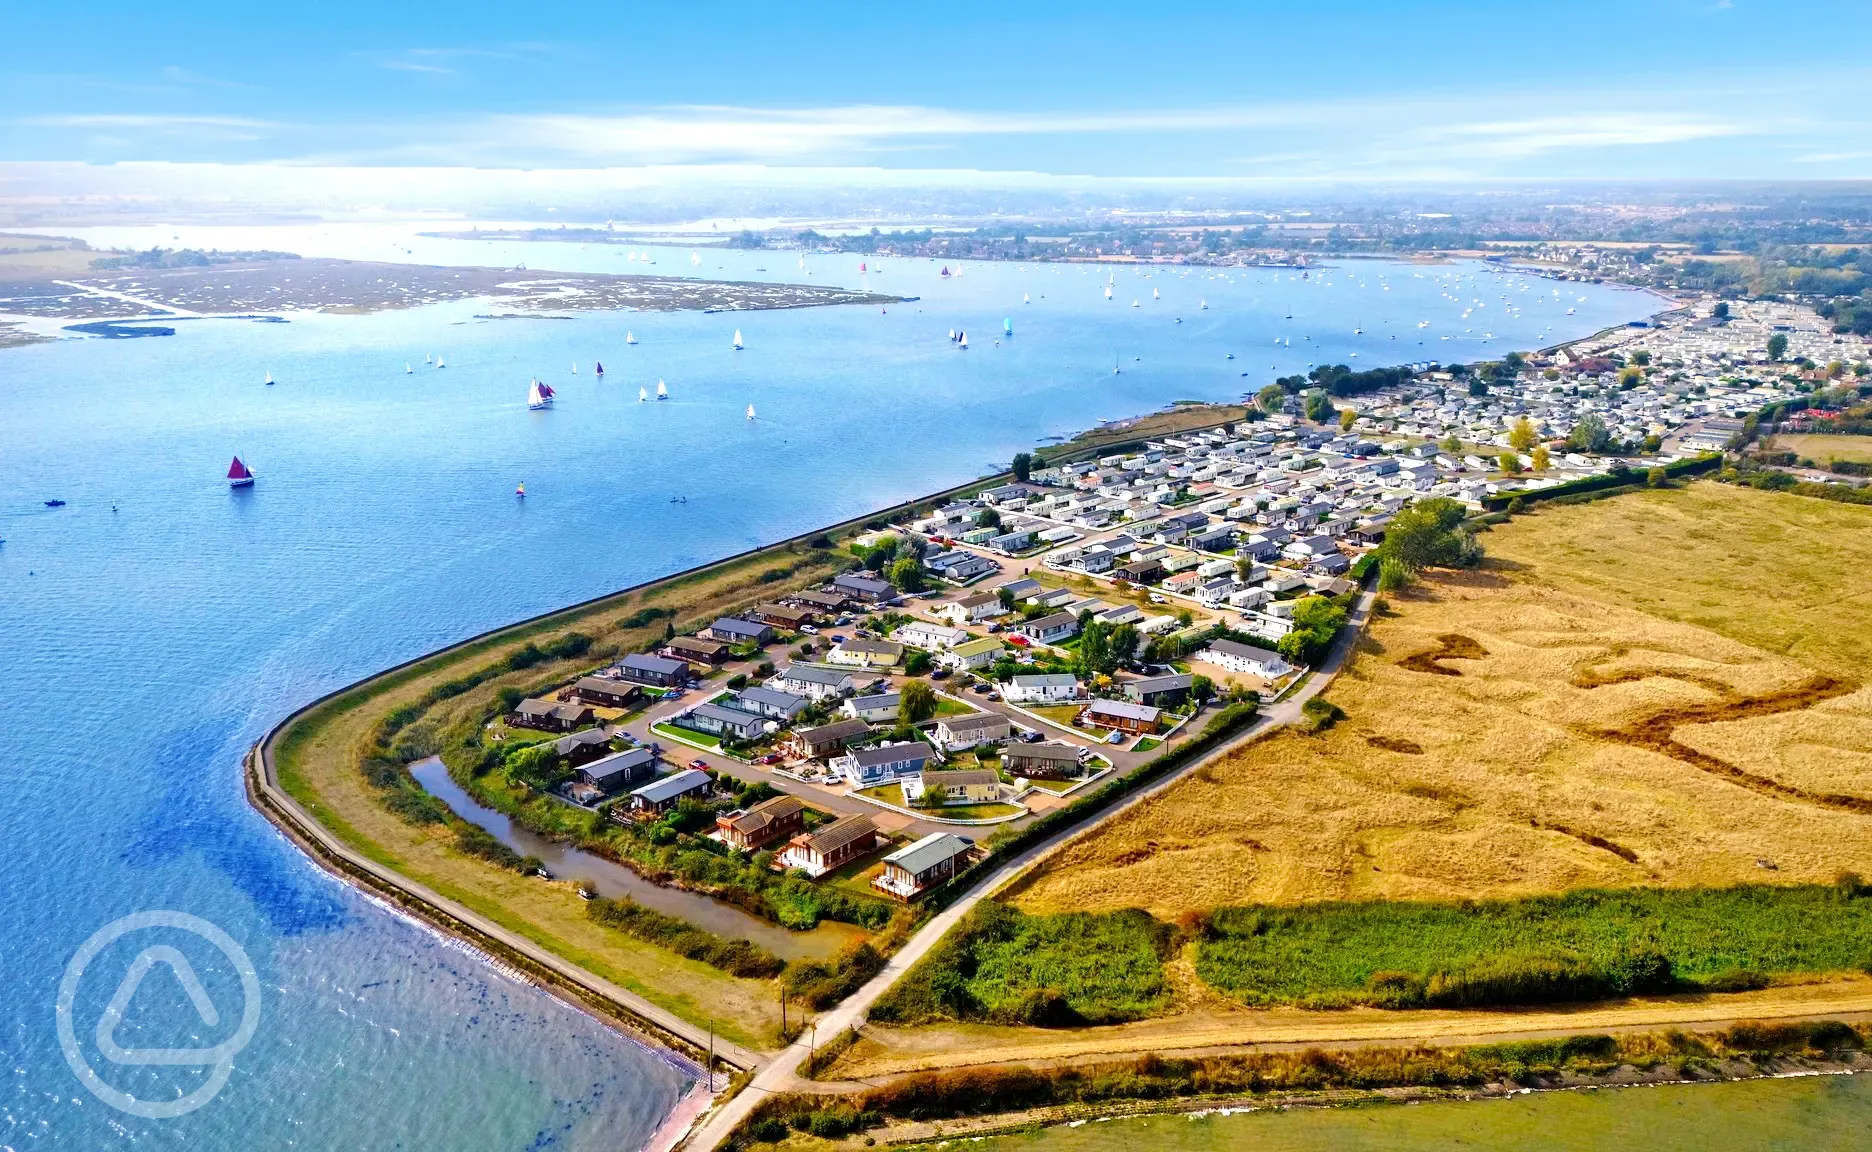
left=832, top=573, right=896, bottom=603
left=1006, top=742, right=1084, bottom=780
left=751, top=602, right=816, bottom=630
left=789, top=718, right=872, bottom=760
left=1014, top=611, right=1079, bottom=645
left=1004, top=672, right=1082, bottom=704
left=873, top=832, right=975, bottom=900
left=933, top=591, right=1005, bottom=626
left=627, top=768, right=712, bottom=815
left=833, top=741, right=934, bottom=786
left=662, top=635, right=731, bottom=667
left=1190, top=526, right=1239, bottom=552
left=1202, top=638, right=1294, bottom=679
left=926, top=551, right=998, bottom=582
left=778, top=814, right=879, bottom=878
left=682, top=702, right=771, bottom=742
left=842, top=691, right=901, bottom=724
left=705, top=617, right=773, bottom=646
left=1124, top=672, right=1192, bottom=707
left=1028, top=587, right=1077, bottom=609
left=786, top=589, right=851, bottom=613
left=617, top=653, right=689, bottom=688
left=509, top=699, right=597, bottom=733
left=828, top=637, right=904, bottom=668
left=998, top=577, right=1042, bottom=601
left=735, top=685, right=807, bottom=722
left=932, top=710, right=1013, bottom=751
left=770, top=663, right=855, bottom=701
left=578, top=746, right=657, bottom=795
left=553, top=727, right=616, bottom=767
left=568, top=676, right=643, bottom=710
left=897, top=621, right=967, bottom=651
left=715, top=795, right=806, bottom=851
left=1082, top=698, right=1162, bottom=735
left=1115, top=558, right=1166, bottom=585
left=939, top=636, right=1004, bottom=673
left=903, top=768, right=1004, bottom=804
left=988, top=529, right=1035, bottom=554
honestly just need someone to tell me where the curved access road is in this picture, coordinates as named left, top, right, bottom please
left=680, top=590, right=1376, bottom=1149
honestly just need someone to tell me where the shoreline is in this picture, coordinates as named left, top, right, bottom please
left=242, top=402, right=1251, bottom=1080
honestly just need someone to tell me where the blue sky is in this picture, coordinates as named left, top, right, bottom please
left=4, top=1, right=1870, bottom=182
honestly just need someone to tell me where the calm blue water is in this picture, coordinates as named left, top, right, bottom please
left=0, top=228, right=1654, bottom=1151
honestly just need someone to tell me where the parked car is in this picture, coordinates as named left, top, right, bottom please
left=800, top=624, right=819, bottom=635
left=830, top=634, right=848, bottom=643
left=986, top=622, right=1002, bottom=633
left=1105, top=731, right=1125, bottom=745
left=755, top=753, right=781, bottom=765
left=688, top=758, right=709, bottom=770
left=835, top=615, right=853, bottom=626
left=1149, top=593, right=1167, bottom=604
left=931, top=667, right=952, bottom=680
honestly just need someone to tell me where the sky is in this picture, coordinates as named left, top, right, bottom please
left=3, top=0, right=1871, bottom=202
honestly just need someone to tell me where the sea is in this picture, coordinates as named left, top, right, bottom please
left=0, top=225, right=1658, bottom=1151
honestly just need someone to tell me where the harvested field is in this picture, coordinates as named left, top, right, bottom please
left=1775, top=433, right=1872, bottom=466
left=1011, top=483, right=1872, bottom=919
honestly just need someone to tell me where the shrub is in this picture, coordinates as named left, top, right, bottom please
left=587, top=897, right=784, bottom=979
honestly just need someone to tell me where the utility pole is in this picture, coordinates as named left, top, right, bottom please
left=707, top=1016, right=715, bottom=1091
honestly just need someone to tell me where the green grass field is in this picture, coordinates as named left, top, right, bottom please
left=872, top=902, right=1173, bottom=1027
left=1194, top=882, right=1872, bottom=1009
left=960, top=1071, right=1872, bottom=1152
left=651, top=722, right=721, bottom=750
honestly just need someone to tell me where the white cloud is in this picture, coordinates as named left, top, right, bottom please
left=18, top=113, right=278, bottom=129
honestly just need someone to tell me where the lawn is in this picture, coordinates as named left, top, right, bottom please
left=855, top=782, right=907, bottom=806
left=871, top=902, right=1174, bottom=1026
left=930, top=802, right=1025, bottom=821
left=1012, top=482, right=1872, bottom=920
left=652, top=722, right=721, bottom=750
left=1028, top=704, right=1085, bottom=728
left=1194, top=882, right=1872, bottom=1009
left=1132, top=736, right=1163, bottom=753
left=933, top=695, right=977, bottom=716
left=1021, top=776, right=1085, bottom=794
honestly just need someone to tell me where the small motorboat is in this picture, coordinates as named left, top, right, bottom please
left=44, top=499, right=67, bottom=508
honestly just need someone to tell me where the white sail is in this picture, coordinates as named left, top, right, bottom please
left=571, top=362, right=578, bottom=374
left=436, top=356, right=445, bottom=368
left=528, top=380, right=548, bottom=409
left=639, top=385, right=648, bottom=402
left=959, top=331, right=968, bottom=349
left=732, top=329, right=744, bottom=350
left=746, top=404, right=756, bottom=419
left=691, top=250, right=701, bottom=266
left=656, top=379, right=668, bottom=399
left=1152, top=287, right=1159, bottom=299
left=625, top=331, right=637, bottom=344
left=1022, top=292, right=1030, bottom=304
left=1200, top=298, right=1208, bottom=309
left=1104, top=284, right=1112, bottom=299
left=264, top=372, right=273, bottom=385
left=405, top=362, right=412, bottom=373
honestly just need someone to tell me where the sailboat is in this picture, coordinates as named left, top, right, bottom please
left=732, top=329, right=744, bottom=350
left=436, top=356, right=446, bottom=368
left=639, top=385, right=648, bottom=402
left=1152, top=287, right=1159, bottom=300
left=625, top=331, right=638, bottom=345
left=425, top=354, right=432, bottom=364
left=1131, top=299, right=1140, bottom=308
left=656, top=379, right=668, bottom=400
left=571, top=362, right=578, bottom=375
left=227, top=455, right=256, bottom=489
left=1200, top=298, right=1208, bottom=310
left=405, top=362, right=413, bottom=374
left=515, top=481, right=526, bottom=498
left=1003, top=318, right=1012, bottom=335
left=691, top=250, right=701, bottom=267
left=594, top=361, right=604, bottom=376
left=1104, top=284, right=1113, bottom=301
left=746, top=404, right=756, bottom=420
left=1022, top=292, right=1030, bottom=304
left=264, top=372, right=274, bottom=386
left=940, top=266, right=951, bottom=278
left=528, top=379, right=555, bottom=410
left=958, top=331, right=968, bottom=349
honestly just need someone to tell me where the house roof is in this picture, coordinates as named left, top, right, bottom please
left=554, top=728, right=614, bottom=755
left=709, top=617, right=770, bottom=637
left=582, top=746, right=655, bottom=783
left=844, top=742, right=932, bottom=769
left=665, top=635, right=729, bottom=655
left=885, top=832, right=975, bottom=874
left=574, top=675, right=637, bottom=696
left=723, top=794, right=804, bottom=833
left=1012, top=672, right=1079, bottom=689
left=1208, top=638, right=1286, bottom=664
left=1086, top=698, right=1162, bottom=722
left=691, top=702, right=766, bottom=730
left=796, top=813, right=877, bottom=855
left=1126, top=672, right=1192, bottom=696
left=847, top=691, right=901, bottom=710
left=797, top=718, right=870, bottom=745
left=1009, top=742, right=1081, bottom=764
left=778, top=663, right=853, bottom=686
left=738, top=686, right=805, bottom=713
left=950, top=637, right=1003, bottom=658
left=941, top=710, right=1011, bottom=735
left=921, top=768, right=1000, bottom=788
left=630, top=768, right=712, bottom=803
left=621, top=653, right=688, bottom=676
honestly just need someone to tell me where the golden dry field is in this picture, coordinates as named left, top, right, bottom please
left=1773, top=433, right=1872, bottom=467
left=1011, top=482, right=1872, bottom=919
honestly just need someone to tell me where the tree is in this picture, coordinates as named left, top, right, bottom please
left=1646, top=466, right=1667, bottom=488
left=1640, top=433, right=1662, bottom=453
left=1257, top=383, right=1287, bottom=414
left=903, top=648, right=933, bottom=676
left=1075, top=619, right=1111, bottom=677
left=1276, top=595, right=1347, bottom=667
left=1630, top=349, right=1652, bottom=367
left=1011, top=452, right=1033, bottom=482
left=1339, top=407, right=1357, bottom=432
left=886, top=555, right=925, bottom=593
left=997, top=586, right=1017, bottom=612
left=1767, top=333, right=1789, bottom=361
left=974, top=507, right=1002, bottom=530
left=1565, top=413, right=1612, bottom=454
left=899, top=679, right=937, bottom=726
left=1468, top=378, right=1489, bottom=397
left=1379, top=496, right=1482, bottom=575
left=1497, top=452, right=1522, bottom=474
left=1713, top=301, right=1730, bottom=319
left=1530, top=445, right=1552, bottom=471
left=1439, top=432, right=1463, bottom=454
left=1508, top=417, right=1537, bottom=453
left=1109, top=623, right=1139, bottom=668
left=1303, top=390, right=1335, bottom=423
left=1236, top=555, right=1258, bottom=582
left=1190, top=674, right=1215, bottom=703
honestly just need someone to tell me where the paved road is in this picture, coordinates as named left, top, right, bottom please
left=679, top=588, right=1376, bottom=1149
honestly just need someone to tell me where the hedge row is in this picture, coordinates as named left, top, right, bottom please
left=1481, top=453, right=1722, bottom=512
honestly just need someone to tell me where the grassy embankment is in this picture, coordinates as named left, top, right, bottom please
left=263, top=403, right=1255, bottom=1050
